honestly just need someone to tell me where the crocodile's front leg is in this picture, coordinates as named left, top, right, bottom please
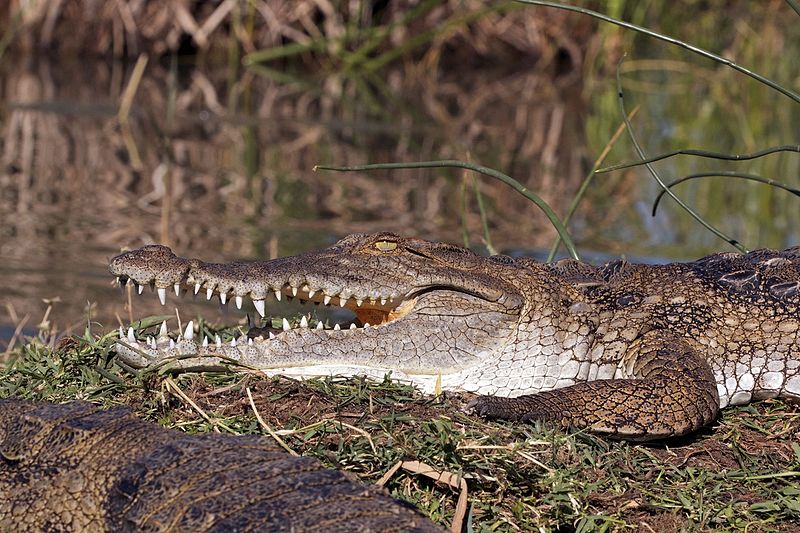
left=469, top=329, right=720, bottom=440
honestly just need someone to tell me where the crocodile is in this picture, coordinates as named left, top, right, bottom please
left=0, top=399, right=441, bottom=532
left=109, top=233, right=800, bottom=441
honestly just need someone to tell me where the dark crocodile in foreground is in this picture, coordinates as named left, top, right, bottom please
left=110, top=233, right=800, bottom=441
left=0, top=399, right=441, bottom=532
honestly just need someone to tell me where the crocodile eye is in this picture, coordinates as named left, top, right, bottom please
left=374, top=240, right=397, bottom=252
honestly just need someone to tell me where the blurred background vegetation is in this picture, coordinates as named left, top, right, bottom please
left=1, top=0, right=798, bottom=333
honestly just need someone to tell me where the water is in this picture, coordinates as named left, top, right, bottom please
left=1, top=5, right=799, bottom=341
left=0, top=54, right=586, bottom=335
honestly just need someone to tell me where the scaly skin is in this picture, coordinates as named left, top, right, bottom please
left=0, top=399, right=441, bottom=532
left=109, top=233, right=800, bottom=440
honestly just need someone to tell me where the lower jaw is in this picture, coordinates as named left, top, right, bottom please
left=260, top=364, right=442, bottom=392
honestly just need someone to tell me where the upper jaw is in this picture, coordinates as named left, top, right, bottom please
left=108, top=245, right=415, bottom=319
left=108, top=240, right=527, bottom=349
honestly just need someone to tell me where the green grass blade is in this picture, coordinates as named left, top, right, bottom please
left=362, top=3, right=515, bottom=73
left=343, top=0, right=441, bottom=70
left=243, top=39, right=329, bottom=65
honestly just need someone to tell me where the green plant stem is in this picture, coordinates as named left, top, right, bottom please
left=597, top=145, right=800, bottom=174
left=243, top=39, right=329, bottom=65
left=315, top=160, right=579, bottom=260
left=473, top=177, right=497, bottom=255
left=652, top=172, right=800, bottom=216
left=459, top=176, right=471, bottom=248
left=516, top=1, right=800, bottom=105
left=362, top=3, right=515, bottom=73
left=614, top=64, right=748, bottom=253
left=0, top=8, right=21, bottom=62
left=343, top=0, right=441, bottom=70
left=547, top=105, right=639, bottom=262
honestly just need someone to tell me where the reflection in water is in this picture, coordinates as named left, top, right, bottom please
left=0, top=52, right=589, bottom=331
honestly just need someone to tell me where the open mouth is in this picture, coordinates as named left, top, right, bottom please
left=112, top=270, right=419, bottom=349
left=107, top=241, right=518, bottom=381
left=106, top=242, right=458, bottom=351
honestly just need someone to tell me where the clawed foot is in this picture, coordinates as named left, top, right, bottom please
left=464, top=393, right=552, bottom=424
left=464, top=395, right=521, bottom=420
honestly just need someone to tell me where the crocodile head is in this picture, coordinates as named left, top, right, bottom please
left=108, top=233, right=549, bottom=389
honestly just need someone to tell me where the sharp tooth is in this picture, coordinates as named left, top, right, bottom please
left=323, top=295, right=331, bottom=305
left=235, top=295, right=243, bottom=309
left=174, top=283, right=181, bottom=296
left=169, top=339, right=175, bottom=349
left=380, top=297, right=387, bottom=305
left=291, top=286, right=298, bottom=297
left=194, top=283, right=201, bottom=295
left=215, top=335, right=222, bottom=347
left=274, top=290, right=282, bottom=302
left=254, top=300, right=265, bottom=317
left=220, top=292, right=227, bottom=305
left=333, top=324, right=340, bottom=331
left=299, top=316, right=308, bottom=328
left=269, top=332, right=276, bottom=339
left=202, top=336, right=209, bottom=347
left=206, top=287, right=214, bottom=300
left=350, top=323, right=357, bottom=330
left=118, top=326, right=124, bottom=338
left=159, top=321, right=168, bottom=337
left=147, top=336, right=155, bottom=348
left=231, top=337, right=237, bottom=347
left=183, top=321, right=194, bottom=340
left=248, top=338, right=253, bottom=346
left=138, top=284, right=144, bottom=295
left=339, top=296, right=348, bottom=307
left=127, top=327, right=136, bottom=342
left=282, top=318, right=291, bottom=331
left=364, top=323, right=370, bottom=328
left=316, top=321, right=324, bottom=330
left=157, top=287, right=167, bottom=305
left=355, top=298, right=363, bottom=307
left=308, top=289, right=316, bottom=298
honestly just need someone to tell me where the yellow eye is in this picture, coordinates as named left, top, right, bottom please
left=374, top=240, right=397, bottom=252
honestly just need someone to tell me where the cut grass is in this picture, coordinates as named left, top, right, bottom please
left=1, top=318, right=799, bottom=532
